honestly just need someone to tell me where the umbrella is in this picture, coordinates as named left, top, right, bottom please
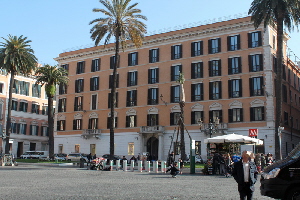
left=204, top=133, right=263, bottom=145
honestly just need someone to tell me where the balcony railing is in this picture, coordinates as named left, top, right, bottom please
left=140, top=126, right=164, bottom=133
left=81, top=129, right=101, bottom=139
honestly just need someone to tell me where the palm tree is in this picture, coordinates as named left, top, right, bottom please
left=89, top=0, right=147, bottom=160
left=35, top=65, right=69, bottom=159
left=0, top=35, right=38, bottom=154
left=248, top=0, right=300, bottom=159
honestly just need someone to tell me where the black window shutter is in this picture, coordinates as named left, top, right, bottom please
left=82, top=61, right=85, bottom=73
left=249, top=78, right=253, bottom=96
left=127, top=72, right=130, bottom=87
left=200, top=41, right=203, bottom=55
left=115, top=117, right=118, bottom=128
left=200, top=62, right=203, bottom=78
left=228, top=58, right=232, bottom=75
left=240, top=108, right=244, bottom=121
left=116, top=92, right=118, bottom=107
left=250, top=107, right=254, bottom=121
left=110, top=56, right=113, bottom=69
left=191, top=42, right=195, bottom=57
left=218, top=60, right=222, bottom=76
left=191, top=84, right=195, bottom=101
left=156, top=68, right=159, bottom=83
left=147, top=89, right=151, bottom=104
left=128, top=53, right=131, bottom=66
left=107, top=117, right=110, bottom=129
left=191, top=112, right=195, bottom=124
left=179, top=65, right=182, bottom=73
left=258, top=31, right=262, bottom=46
left=108, top=93, right=111, bottom=108
left=237, top=35, right=241, bottom=50
left=170, top=113, right=174, bottom=125
left=126, top=91, right=130, bottom=107
left=171, top=86, right=174, bottom=103
left=180, top=45, right=182, bottom=58
left=259, top=54, right=263, bottom=71
left=260, top=77, right=264, bottom=95
left=147, top=115, right=150, bottom=126
left=156, top=114, right=159, bottom=125
left=149, top=50, right=152, bottom=63
left=208, top=39, right=212, bottom=54
left=90, top=78, right=93, bottom=91
left=228, top=80, right=232, bottom=98
left=135, top=71, right=138, bottom=85
left=171, top=66, right=174, bottom=81
left=148, top=69, right=151, bottom=84
left=217, top=38, right=221, bottom=53
left=200, top=83, right=204, bottom=100
left=209, top=111, right=213, bottom=122
left=261, top=107, right=265, bottom=120
left=209, top=61, right=212, bottom=77
left=126, top=116, right=129, bottom=127
left=248, top=33, right=252, bottom=48
left=228, top=109, right=233, bottom=122
left=219, top=81, right=222, bottom=99
left=227, top=36, right=230, bottom=51
left=191, top=63, right=195, bottom=79
left=171, top=46, right=174, bottom=60
left=209, top=82, right=213, bottom=100
left=73, top=120, right=76, bottom=130
left=117, top=74, right=119, bottom=88
left=157, top=48, right=160, bottom=62
left=219, top=110, right=223, bottom=122
left=238, top=57, right=242, bottom=73
left=75, top=80, right=78, bottom=92
left=136, top=52, right=138, bottom=65
left=248, top=55, right=252, bottom=72
left=239, top=79, right=243, bottom=97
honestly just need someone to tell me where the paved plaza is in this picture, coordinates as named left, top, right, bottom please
left=0, top=163, right=273, bottom=200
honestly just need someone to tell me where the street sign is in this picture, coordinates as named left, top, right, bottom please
left=249, top=129, right=258, bottom=137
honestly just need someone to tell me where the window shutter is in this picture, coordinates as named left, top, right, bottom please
left=171, top=66, right=174, bottom=81
left=218, top=60, right=222, bottom=76
left=116, top=92, right=118, bottom=107
left=237, top=35, right=241, bottom=49
left=135, top=71, right=138, bottom=85
left=148, top=69, right=151, bottom=84
left=126, top=116, right=129, bottom=127
left=260, top=77, right=264, bottom=95
left=117, top=74, right=119, bottom=88
left=115, top=117, right=118, bottom=128
left=110, top=56, right=114, bottom=69
left=228, top=80, right=232, bottom=98
left=209, top=111, right=213, bottom=122
left=248, top=33, right=252, bottom=48
left=127, top=72, right=130, bottom=87
left=128, top=53, right=131, bottom=66
left=107, top=117, right=110, bottom=129
left=179, top=65, right=182, bottom=73
left=170, top=113, right=174, bottom=125
left=191, top=63, right=195, bottom=79
left=191, top=42, right=195, bottom=57
left=156, top=68, right=159, bottom=83
left=219, top=81, right=222, bottom=99
left=227, top=36, right=230, bottom=51
left=217, top=38, right=221, bottom=53
left=200, top=62, right=203, bottom=78
left=261, top=107, right=265, bottom=120
left=209, top=61, right=212, bottom=77
left=219, top=110, right=223, bottom=123
left=250, top=107, right=254, bottom=121
left=171, top=86, right=174, bottom=103
left=82, top=61, right=85, bottom=73
left=90, top=78, right=93, bottom=91
left=248, top=55, right=252, bottom=72
left=239, top=79, right=243, bottom=97
left=157, top=48, right=160, bottom=62
left=238, top=57, right=242, bottom=73
left=149, top=50, right=152, bottom=63
left=200, top=83, right=204, bottom=100
left=191, top=111, right=195, bottom=124
left=249, top=78, right=253, bottom=96
left=156, top=114, right=159, bottom=125
left=209, top=82, right=213, bottom=100
left=228, top=109, right=233, bottom=122
left=208, top=39, right=212, bottom=54
left=91, top=60, right=95, bottom=72
left=136, top=52, right=138, bottom=65
left=200, top=41, right=203, bottom=55
left=259, top=54, right=263, bottom=71
left=147, top=115, right=150, bottom=126
left=126, top=91, right=130, bottom=107
left=171, top=46, right=174, bottom=60
left=30, top=125, right=32, bottom=135
left=191, top=84, right=195, bottom=101
left=147, top=89, right=151, bottom=105
left=258, top=31, right=262, bottom=46
left=108, top=93, right=111, bottom=108
left=228, top=58, right=232, bottom=75
left=179, top=45, right=182, bottom=58
left=240, top=108, right=244, bottom=121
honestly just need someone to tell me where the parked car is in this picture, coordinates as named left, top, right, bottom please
left=67, top=153, right=88, bottom=162
left=260, top=143, right=300, bottom=200
left=20, top=151, right=49, bottom=159
left=54, top=153, right=68, bottom=161
left=102, top=154, right=121, bottom=160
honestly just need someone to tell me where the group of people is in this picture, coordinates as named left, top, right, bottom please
left=212, top=153, right=232, bottom=177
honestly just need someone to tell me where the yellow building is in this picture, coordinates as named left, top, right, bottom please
left=0, top=69, right=50, bottom=157
left=55, top=16, right=300, bottom=160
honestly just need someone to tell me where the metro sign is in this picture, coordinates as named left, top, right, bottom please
left=249, top=129, right=258, bottom=137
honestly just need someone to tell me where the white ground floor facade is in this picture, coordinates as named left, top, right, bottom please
left=54, top=125, right=300, bottom=161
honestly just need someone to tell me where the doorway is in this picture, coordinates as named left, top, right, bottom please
left=147, top=136, right=158, bottom=160
left=17, top=142, right=23, bottom=157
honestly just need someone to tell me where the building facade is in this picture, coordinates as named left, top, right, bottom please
left=54, top=16, right=300, bottom=160
left=0, top=70, right=50, bottom=157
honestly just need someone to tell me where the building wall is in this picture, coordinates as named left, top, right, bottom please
left=55, top=16, right=300, bottom=160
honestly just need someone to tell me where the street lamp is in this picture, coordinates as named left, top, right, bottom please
left=278, top=126, right=284, bottom=160
left=198, top=117, right=219, bottom=138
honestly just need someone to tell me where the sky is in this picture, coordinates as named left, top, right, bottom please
left=0, top=0, right=299, bottom=65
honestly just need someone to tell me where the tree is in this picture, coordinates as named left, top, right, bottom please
left=0, top=35, right=37, bottom=154
left=248, top=0, right=300, bottom=159
left=89, top=0, right=147, bottom=160
left=35, top=65, right=69, bottom=159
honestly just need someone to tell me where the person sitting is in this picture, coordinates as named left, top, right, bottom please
left=166, top=162, right=180, bottom=178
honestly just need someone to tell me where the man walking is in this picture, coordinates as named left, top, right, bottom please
left=232, top=151, right=258, bottom=200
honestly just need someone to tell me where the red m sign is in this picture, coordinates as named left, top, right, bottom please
left=249, top=129, right=258, bottom=137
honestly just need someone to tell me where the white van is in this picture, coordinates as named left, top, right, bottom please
left=20, top=151, right=49, bottom=159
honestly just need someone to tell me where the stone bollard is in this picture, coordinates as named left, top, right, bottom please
left=137, top=160, right=143, bottom=172
left=130, top=160, right=135, bottom=172
left=116, top=160, right=120, bottom=171
left=123, top=160, right=128, bottom=171
left=146, top=161, right=151, bottom=172
left=161, top=161, right=167, bottom=173
left=110, top=160, right=113, bottom=171
left=153, top=161, right=158, bottom=173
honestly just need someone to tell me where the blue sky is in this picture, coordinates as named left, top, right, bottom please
left=1, top=0, right=299, bottom=65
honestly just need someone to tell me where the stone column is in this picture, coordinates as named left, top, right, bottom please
left=158, top=133, right=164, bottom=160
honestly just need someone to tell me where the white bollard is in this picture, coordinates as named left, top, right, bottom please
left=116, top=160, right=120, bottom=171
left=161, top=161, right=167, bottom=173
left=123, top=160, right=128, bottom=171
left=130, top=160, right=135, bottom=172
left=146, top=161, right=151, bottom=172
left=153, top=161, right=158, bottom=173
left=137, top=160, right=143, bottom=172
left=110, top=160, right=113, bottom=171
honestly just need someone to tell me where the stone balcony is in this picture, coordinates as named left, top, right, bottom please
left=140, top=126, right=165, bottom=134
left=81, top=129, right=101, bottom=139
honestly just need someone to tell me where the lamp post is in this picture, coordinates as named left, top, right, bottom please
left=278, top=126, right=284, bottom=160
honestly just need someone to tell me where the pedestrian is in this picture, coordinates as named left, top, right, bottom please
left=137, top=153, right=140, bottom=161
left=266, top=153, right=273, bottom=166
left=167, top=151, right=175, bottom=167
left=87, top=153, right=92, bottom=163
left=93, top=154, right=97, bottom=159
left=219, top=154, right=226, bottom=176
left=254, top=153, right=261, bottom=173
left=224, top=153, right=233, bottom=177
left=166, top=162, right=180, bottom=178
left=212, top=153, right=220, bottom=175
left=178, top=158, right=184, bottom=174
left=260, top=153, right=266, bottom=171
left=232, top=151, right=258, bottom=200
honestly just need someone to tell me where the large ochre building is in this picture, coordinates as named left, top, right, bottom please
left=54, top=16, right=300, bottom=160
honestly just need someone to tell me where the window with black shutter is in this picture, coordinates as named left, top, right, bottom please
left=171, top=85, right=180, bottom=103
left=209, top=38, right=221, bottom=54
left=209, top=60, right=221, bottom=77
left=148, top=68, right=159, bottom=84
left=191, top=83, right=203, bottom=101
left=147, top=114, right=159, bottom=126
left=248, top=31, right=262, bottom=48
left=109, top=74, right=119, bottom=88
left=191, top=62, right=203, bottom=79
left=126, top=90, right=137, bottom=107
left=171, top=65, right=182, bottom=81
left=148, top=88, right=158, bottom=105
left=228, top=57, right=241, bottom=75
left=107, top=117, right=118, bottom=128
left=149, top=49, right=159, bottom=63
left=191, top=111, right=203, bottom=124
left=171, top=45, right=182, bottom=60
left=126, top=115, right=136, bottom=127
left=76, top=61, right=85, bottom=74
left=127, top=71, right=138, bottom=86
left=108, top=92, right=118, bottom=108
left=227, top=35, right=240, bottom=51
left=128, top=52, right=138, bottom=66
left=91, top=59, right=100, bottom=72
left=209, top=81, right=222, bottom=100
left=191, top=41, right=203, bottom=57
left=228, top=108, right=243, bottom=122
